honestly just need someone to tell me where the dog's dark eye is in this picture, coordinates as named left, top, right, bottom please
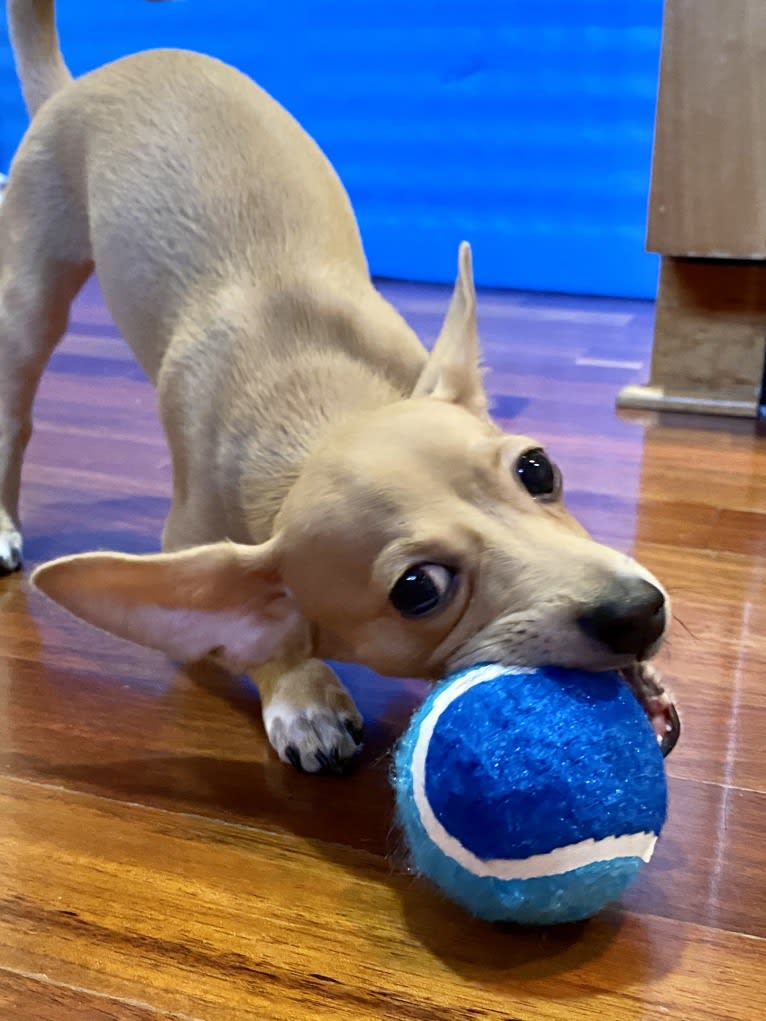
left=389, top=564, right=457, bottom=619
left=515, top=448, right=558, bottom=498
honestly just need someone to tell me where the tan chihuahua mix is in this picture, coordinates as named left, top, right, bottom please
left=0, top=1, right=678, bottom=772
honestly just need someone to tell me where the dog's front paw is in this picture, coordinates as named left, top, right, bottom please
left=0, top=527, right=23, bottom=574
left=264, top=702, right=364, bottom=774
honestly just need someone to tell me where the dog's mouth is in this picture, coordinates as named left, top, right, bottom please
left=444, top=624, right=679, bottom=755
left=643, top=692, right=681, bottom=757
left=620, top=665, right=680, bottom=758
left=649, top=698, right=682, bottom=755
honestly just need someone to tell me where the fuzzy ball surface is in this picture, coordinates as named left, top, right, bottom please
left=393, top=664, right=667, bottom=925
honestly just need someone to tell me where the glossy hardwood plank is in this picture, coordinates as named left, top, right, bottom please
left=0, top=574, right=763, bottom=939
left=622, top=780, right=766, bottom=935
left=0, top=969, right=175, bottom=1021
left=0, top=777, right=763, bottom=1021
left=631, top=545, right=765, bottom=793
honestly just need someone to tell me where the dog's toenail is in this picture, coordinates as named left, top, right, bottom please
left=316, top=747, right=351, bottom=776
left=345, top=721, right=364, bottom=746
left=285, top=746, right=304, bottom=772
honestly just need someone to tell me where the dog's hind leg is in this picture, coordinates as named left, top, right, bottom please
left=0, top=144, right=92, bottom=572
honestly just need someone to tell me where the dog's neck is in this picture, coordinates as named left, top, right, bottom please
left=231, top=279, right=427, bottom=543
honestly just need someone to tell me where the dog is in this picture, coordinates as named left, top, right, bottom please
left=0, top=0, right=678, bottom=772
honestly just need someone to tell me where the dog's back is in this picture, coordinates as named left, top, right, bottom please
left=9, top=1, right=379, bottom=376
left=2, top=1, right=425, bottom=548
left=30, top=50, right=375, bottom=372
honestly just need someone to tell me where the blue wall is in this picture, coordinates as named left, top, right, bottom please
left=0, top=1, right=662, bottom=298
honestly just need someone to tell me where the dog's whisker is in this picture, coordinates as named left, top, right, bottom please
left=672, top=613, right=698, bottom=641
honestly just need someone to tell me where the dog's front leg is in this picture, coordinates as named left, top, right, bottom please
left=0, top=162, right=93, bottom=572
left=252, top=657, right=364, bottom=774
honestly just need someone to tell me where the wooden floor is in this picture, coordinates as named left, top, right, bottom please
left=0, top=277, right=764, bottom=1020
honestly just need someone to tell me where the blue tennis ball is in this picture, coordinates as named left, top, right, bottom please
left=393, top=664, right=667, bottom=925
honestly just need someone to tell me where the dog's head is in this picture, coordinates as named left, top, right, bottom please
left=32, top=244, right=668, bottom=681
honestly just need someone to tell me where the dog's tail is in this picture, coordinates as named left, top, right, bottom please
left=8, top=1, right=170, bottom=117
left=7, top=1, right=72, bottom=116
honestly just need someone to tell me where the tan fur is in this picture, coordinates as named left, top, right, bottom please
left=1, top=2, right=672, bottom=772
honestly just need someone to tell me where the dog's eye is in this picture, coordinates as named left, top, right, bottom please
left=515, top=448, right=558, bottom=498
left=389, top=564, right=457, bottom=619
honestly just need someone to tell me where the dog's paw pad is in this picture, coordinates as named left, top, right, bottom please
left=0, top=530, right=23, bottom=574
left=266, top=704, right=364, bottom=774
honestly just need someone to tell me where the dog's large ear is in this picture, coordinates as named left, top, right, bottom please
left=31, top=540, right=309, bottom=671
left=412, top=241, right=488, bottom=418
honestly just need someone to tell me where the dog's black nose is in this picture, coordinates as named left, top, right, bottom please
left=577, top=578, right=666, bottom=657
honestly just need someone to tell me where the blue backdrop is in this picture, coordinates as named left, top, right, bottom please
left=0, top=1, right=663, bottom=298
